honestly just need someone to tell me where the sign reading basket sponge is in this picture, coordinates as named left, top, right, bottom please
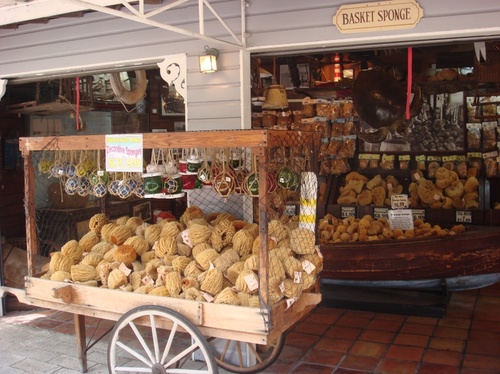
left=334, top=0, right=423, bottom=34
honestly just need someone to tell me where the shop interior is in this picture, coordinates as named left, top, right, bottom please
left=1, top=40, right=499, bottom=239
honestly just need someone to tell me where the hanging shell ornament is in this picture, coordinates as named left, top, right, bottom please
left=353, top=68, right=423, bottom=143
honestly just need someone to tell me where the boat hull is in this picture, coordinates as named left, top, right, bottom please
left=320, top=226, right=500, bottom=282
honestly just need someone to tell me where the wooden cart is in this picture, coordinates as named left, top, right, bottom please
left=1, top=130, right=322, bottom=374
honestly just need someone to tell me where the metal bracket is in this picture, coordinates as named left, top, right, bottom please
left=63, top=0, right=246, bottom=49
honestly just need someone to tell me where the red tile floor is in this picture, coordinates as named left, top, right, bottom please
left=3, top=282, right=500, bottom=373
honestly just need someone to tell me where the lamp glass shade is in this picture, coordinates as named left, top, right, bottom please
left=199, top=54, right=218, bottom=73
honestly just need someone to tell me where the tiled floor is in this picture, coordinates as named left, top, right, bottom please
left=2, top=282, right=500, bottom=373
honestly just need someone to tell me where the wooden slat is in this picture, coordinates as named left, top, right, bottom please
left=10, top=277, right=321, bottom=344
left=20, top=130, right=272, bottom=152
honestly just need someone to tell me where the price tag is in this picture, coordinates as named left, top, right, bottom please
left=302, top=260, right=316, bottom=275
left=456, top=210, right=472, bottom=223
left=412, top=209, right=426, bottom=221
left=373, top=207, right=389, bottom=220
left=391, top=194, right=409, bottom=209
left=244, top=273, right=259, bottom=292
left=284, top=204, right=297, bottom=216
left=388, top=209, right=414, bottom=231
left=142, top=274, right=154, bottom=285
left=181, top=229, right=193, bottom=248
left=293, top=271, right=302, bottom=284
left=201, top=291, right=214, bottom=302
left=279, top=281, right=286, bottom=293
left=119, top=262, right=132, bottom=276
left=286, top=297, right=297, bottom=310
left=341, top=206, right=356, bottom=218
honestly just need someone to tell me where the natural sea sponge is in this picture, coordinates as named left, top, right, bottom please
left=289, top=228, right=316, bottom=255
left=268, top=220, right=289, bottom=242
left=71, top=264, right=97, bottom=282
left=101, top=223, right=118, bottom=243
left=109, top=225, right=133, bottom=246
left=171, top=256, right=191, bottom=273
left=189, top=224, right=212, bottom=246
left=164, top=271, right=182, bottom=297
left=235, top=269, right=259, bottom=294
left=125, top=216, right=143, bottom=232
left=366, top=175, right=383, bottom=190
left=232, top=230, right=255, bottom=257
left=79, top=231, right=100, bottom=252
left=61, top=240, right=84, bottom=264
left=211, top=219, right=236, bottom=251
left=200, top=267, right=223, bottom=296
left=113, top=244, right=137, bottom=267
left=444, top=180, right=464, bottom=199
left=213, top=287, right=240, bottom=305
left=80, top=252, right=103, bottom=267
left=145, top=224, right=162, bottom=246
left=148, top=286, right=169, bottom=296
left=123, top=236, right=149, bottom=256
left=371, top=185, right=386, bottom=206
left=50, top=270, right=71, bottom=282
left=107, top=268, right=128, bottom=289
left=89, top=213, right=108, bottom=235
left=213, top=248, right=240, bottom=273
left=282, top=256, right=303, bottom=279
left=90, top=241, right=114, bottom=256
left=464, top=176, right=479, bottom=193
left=155, top=236, right=177, bottom=258
left=114, top=216, right=129, bottom=226
left=357, top=189, right=372, bottom=206
left=194, top=248, right=220, bottom=271
left=180, top=206, right=205, bottom=227
left=160, top=221, right=182, bottom=238
left=226, top=261, right=245, bottom=284
left=345, top=171, right=368, bottom=184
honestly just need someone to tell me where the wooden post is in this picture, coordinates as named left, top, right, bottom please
left=257, top=148, right=269, bottom=306
left=74, top=314, right=88, bottom=373
left=21, top=143, right=38, bottom=277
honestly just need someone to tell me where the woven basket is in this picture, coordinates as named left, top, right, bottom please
left=474, top=50, right=500, bottom=83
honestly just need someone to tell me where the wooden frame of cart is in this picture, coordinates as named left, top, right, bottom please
left=1, top=129, right=322, bottom=373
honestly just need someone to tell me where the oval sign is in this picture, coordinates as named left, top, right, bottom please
left=334, top=0, right=423, bottom=34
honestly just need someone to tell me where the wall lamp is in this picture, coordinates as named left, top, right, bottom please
left=199, top=45, right=219, bottom=73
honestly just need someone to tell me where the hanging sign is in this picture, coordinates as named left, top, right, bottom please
left=105, top=134, right=143, bottom=172
left=334, top=0, right=423, bottom=34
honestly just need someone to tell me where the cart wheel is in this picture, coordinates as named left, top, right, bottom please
left=108, top=305, right=218, bottom=374
left=209, top=333, right=286, bottom=374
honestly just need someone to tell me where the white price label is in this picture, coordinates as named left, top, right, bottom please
left=388, top=209, right=414, bottom=231
left=119, top=262, right=131, bottom=276
left=201, top=291, right=214, bottom=302
left=142, top=274, right=154, bottom=285
left=181, top=229, right=193, bottom=248
left=391, top=194, right=409, bottom=209
left=286, top=297, right=297, bottom=310
left=456, top=210, right=472, bottom=223
left=244, top=273, right=259, bottom=292
left=279, top=281, right=286, bottom=293
left=302, top=260, right=316, bottom=275
left=294, top=271, right=302, bottom=284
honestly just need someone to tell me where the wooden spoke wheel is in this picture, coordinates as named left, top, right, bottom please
left=108, top=305, right=218, bottom=374
left=208, top=334, right=286, bottom=374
